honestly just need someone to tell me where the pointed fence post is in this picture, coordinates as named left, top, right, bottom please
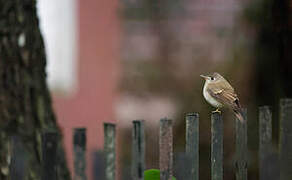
left=185, top=113, right=199, bottom=180
left=235, top=109, right=247, bottom=180
left=132, top=120, right=145, bottom=180
left=159, top=118, right=173, bottom=180
left=211, top=111, right=223, bottom=180
left=104, top=123, right=116, bottom=180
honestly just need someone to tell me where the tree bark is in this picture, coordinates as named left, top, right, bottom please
left=0, top=0, right=70, bottom=179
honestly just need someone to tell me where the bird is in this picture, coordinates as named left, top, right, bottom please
left=200, top=72, right=245, bottom=123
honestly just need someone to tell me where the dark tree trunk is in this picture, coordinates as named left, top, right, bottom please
left=254, top=0, right=292, bottom=105
left=0, top=0, right=70, bottom=179
left=272, top=0, right=292, bottom=97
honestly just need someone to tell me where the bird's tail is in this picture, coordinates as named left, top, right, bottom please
left=234, top=109, right=245, bottom=123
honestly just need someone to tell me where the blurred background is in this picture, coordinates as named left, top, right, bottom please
left=37, top=0, right=292, bottom=179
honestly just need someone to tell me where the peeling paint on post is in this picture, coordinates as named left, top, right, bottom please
left=104, top=123, right=116, bottom=180
left=41, top=132, right=58, bottom=180
left=159, top=118, right=173, bottom=180
left=132, top=120, right=145, bottom=180
left=211, top=111, right=223, bottom=180
left=185, top=113, right=199, bottom=180
left=235, top=109, right=247, bottom=180
left=279, top=99, right=292, bottom=180
left=73, top=128, right=87, bottom=180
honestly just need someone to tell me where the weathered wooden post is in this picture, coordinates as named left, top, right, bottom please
left=10, top=136, right=26, bottom=180
left=185, top=113, right=199, bottom=180
left=174, top=153, right=192, bottom=180
left=132, top=120, right=145, bottom=180
left=41, top=132, right=58, bottom=180
left=259, top=106, right=277, bottom=180
left=73, top=128, right=87, bottom=180
left=159, top=118, right=173, bottom=180
left=235, top=109, right=247, bottom=180
left=211, top=111, right=223, bottom=180
left=279, top=99, right=292, bottom=180
left=104, top=123, right=116, bottom=180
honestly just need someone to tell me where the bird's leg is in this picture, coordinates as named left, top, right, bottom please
left=212, top=108, right=221, bottom=113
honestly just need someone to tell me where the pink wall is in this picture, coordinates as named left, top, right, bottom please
left=53, top=0, right=119, bottom=179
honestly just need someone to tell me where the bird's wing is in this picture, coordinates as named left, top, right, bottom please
left=207, top=81, right=241, bottom=110
left=207, top=79, right=245, bottom=122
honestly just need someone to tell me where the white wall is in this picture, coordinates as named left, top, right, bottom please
left=37, top=0, right=78, bottom=95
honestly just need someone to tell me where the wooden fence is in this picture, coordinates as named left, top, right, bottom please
left=8, top=99, right=292, bottom=180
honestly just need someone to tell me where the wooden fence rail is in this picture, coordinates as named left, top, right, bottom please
left=7, top=99, right=292, bottom=180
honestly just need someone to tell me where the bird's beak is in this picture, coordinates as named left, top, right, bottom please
left=200, top=74, right=209, bottom=80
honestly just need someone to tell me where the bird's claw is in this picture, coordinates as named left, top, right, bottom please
left=212, top=109, right=221, bottom=114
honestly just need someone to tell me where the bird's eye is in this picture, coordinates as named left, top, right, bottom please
left=211, top=77, right=215, bottom=80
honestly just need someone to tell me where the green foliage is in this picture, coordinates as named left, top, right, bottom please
left=144, top=169, right=176, bottom=180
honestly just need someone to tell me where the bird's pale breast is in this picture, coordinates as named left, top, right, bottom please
left=203, top=83, right=223, bottom=108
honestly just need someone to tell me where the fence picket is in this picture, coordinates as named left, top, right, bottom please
left=279, top=99, right=292, bottom=180
left=10, top=136, right=26, bottom=180
left=186, top=113, right=199, bottom=180
left=235, top=109, right=247, bottom=180
left=159, top=118, right=173, bottom=180
left=41, top=132, right=58, bottom=180
left=73, top=128, right=87, bottom=180
left=259, top=106, right=278, bottom=180
left=132, top=120, right=145, bottom=180
left=104, top=123, right=116, bottom=180
left=211, top=111, right=223, bottom=180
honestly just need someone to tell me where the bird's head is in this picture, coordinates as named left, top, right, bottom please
left=200, top=72, right=223, bottom=83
